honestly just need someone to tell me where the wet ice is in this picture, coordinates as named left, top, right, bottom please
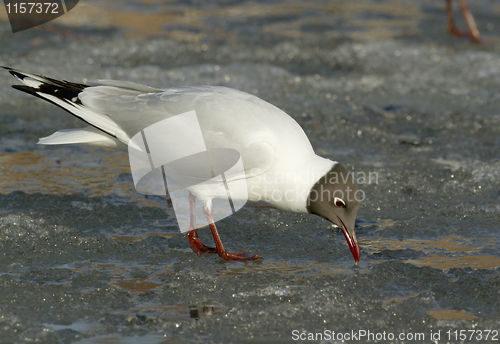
left=0, top=0, right=500, bottom=342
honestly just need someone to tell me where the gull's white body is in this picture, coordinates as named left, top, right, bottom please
left=17, top=73, right=335, bottom=213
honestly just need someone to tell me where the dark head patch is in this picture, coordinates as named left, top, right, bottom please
left=307, top=163, right=359, bottom=233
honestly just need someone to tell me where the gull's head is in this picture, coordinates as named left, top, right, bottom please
left=307, top=163, right=360, bottom=263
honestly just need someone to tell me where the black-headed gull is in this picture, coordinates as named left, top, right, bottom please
left=3, top=67, right=361, bottom=263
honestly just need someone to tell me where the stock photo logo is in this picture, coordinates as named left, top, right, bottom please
left=4, top=0, right=79, bottom=33
left=128, top=110, right=248, bottom=233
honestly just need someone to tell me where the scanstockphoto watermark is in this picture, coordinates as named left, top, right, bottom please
left=128, top=110, right=248, bottom=233
left=291, top=329, right=499, bottom=342
left=4, top=0, right=80, bottom=33
left=291, top=329, right=428, bottom=342
left=248, top=170, right=378, bottom=204
left=247, top=168, right=378, bottom=187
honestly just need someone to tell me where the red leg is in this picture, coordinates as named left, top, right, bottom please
left=447, top=0, right=464, bottom=37
left=459, top=0, right=481, bottom=43
left=185, top=192, right=216, bottom=255
left=203, top=204, right=261, bottom=261
left=446, top=0, right=481, bottom=43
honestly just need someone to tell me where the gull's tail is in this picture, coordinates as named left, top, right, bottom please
left=2, top=66, right=128, bottom=150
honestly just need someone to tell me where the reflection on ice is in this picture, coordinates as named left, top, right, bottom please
left=405, top=255, right=500, bottom=270
left=425, top=309, right=479, bottom=320
left=365, top=235, right=499, bottom=270
left=364, top=235, right=491, bottom=253
left=216, top=260, right=370, bottom=277
left=119, top=302, right=223, bottom=320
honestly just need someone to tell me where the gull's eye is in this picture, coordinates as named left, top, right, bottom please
left=334, top=197, right=346, bottom=208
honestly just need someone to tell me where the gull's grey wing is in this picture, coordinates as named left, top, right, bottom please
left=79, top=83, right=290, bottom=178
left=6, top=67, right=313, bottom=181
left=4, top=68, right=269, bottom=169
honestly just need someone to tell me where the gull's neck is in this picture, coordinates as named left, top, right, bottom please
left=247, top=154, right=336, bottom=213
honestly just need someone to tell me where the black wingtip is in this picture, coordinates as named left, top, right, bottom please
left=9, top=70, right=25, bottom=80
left=2, top=66, right=15, bottom=73
left=1, top=66, right=26, bottom=80
left=11, top=84, right=38, bottom=96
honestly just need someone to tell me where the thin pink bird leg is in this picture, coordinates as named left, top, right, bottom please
left=446, top=0, right=482, bottom=43
left=203, top=205, right=261, bottom=261
left=185, top=192, right=216, bottom=255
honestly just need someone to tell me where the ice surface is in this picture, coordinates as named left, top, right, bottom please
left=0, top=0, right=499, bottom=342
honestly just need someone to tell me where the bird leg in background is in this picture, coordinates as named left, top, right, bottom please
left=446, top=0, right=482, bottom=43
left=203, top=205, right=262, bottom=261
left=185, top=192, right=216, bottom=255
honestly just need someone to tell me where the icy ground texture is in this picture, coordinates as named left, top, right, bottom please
left=0, top=0, right=500, bottom=342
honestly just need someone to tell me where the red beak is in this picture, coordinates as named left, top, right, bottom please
left=338, top=216, right=360, bottom=263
